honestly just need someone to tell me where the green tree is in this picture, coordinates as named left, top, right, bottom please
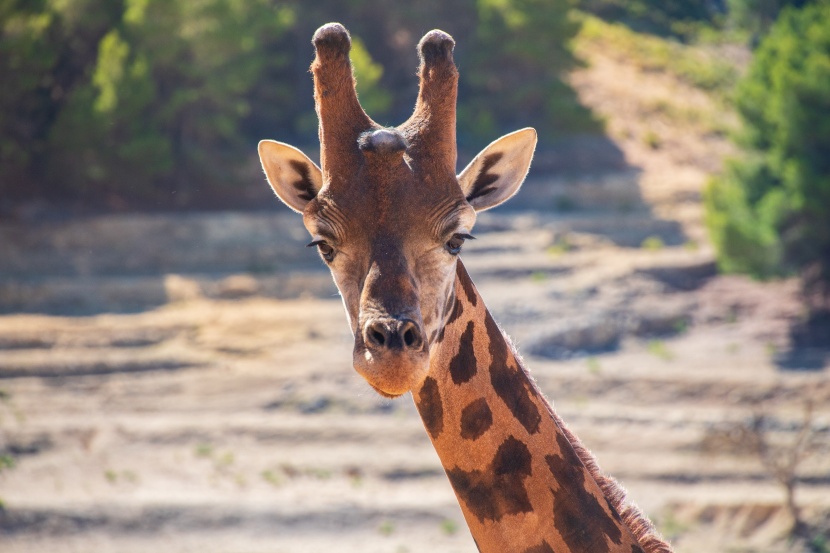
left=460, top=0, right=594, bottom=143
left=705, top=2, right=830, bottom=309
left=45, top=0, right=294, bottom=206
left=0, top=0, right=123, bottom=204
left=1, top=0, right=591, bottom=209
left=279, top=0, right=593, bottom=147
left=726, top=0, right=810, bottom=44
left=576, top=0, right=722, bottom=38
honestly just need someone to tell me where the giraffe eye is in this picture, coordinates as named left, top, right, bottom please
left=307, top=239, right=335, bottom=262
left=445, top=233, right=475, bottom=256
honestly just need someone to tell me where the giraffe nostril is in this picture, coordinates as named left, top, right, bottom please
left=364, top=319, right=423, bottom=351
left=399, top=320, right=423, bottom=350
left=370, top=329, right=386, bottom=346
left=365, top=322, right=389, bottom=348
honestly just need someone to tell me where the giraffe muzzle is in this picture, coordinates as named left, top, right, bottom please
left=354, top=315, right=429, bottom=397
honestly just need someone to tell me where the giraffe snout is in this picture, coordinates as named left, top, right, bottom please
left=363, top=318, right=424, bottom=352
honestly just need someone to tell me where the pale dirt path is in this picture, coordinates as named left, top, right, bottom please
left=1, top=248, right=827, bottom=553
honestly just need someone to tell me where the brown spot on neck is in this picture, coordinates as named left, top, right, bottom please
left=457, top=262, right=479, bottom=307
left=460, top=398, right=493, bottom=441
left=417, top=376, right=443, bottom=439
left=546, top=433, right=623, bottom=552
left=449, top=320, right=477, bottom=384
left=484, top=311, right=541, bottom=435
left=445, top=436, right=533, bottom=524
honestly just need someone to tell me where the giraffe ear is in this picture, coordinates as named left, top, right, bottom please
left=457, top=128, right=537, bottom=212
left=258, top=140, right=323, bottom=213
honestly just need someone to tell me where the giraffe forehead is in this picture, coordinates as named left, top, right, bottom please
left=316, top=181, right=471, bottom=243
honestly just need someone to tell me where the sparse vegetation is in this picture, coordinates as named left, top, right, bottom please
left=655, top=508, right=692, bottom=541
left=707, top=398, right=828, bottom=538
left=378, top=520, right=395, bottom=536
left=643, top=129, right=662, bottom=150
left=103, top=468, right=139, bottom=485
left=547, top=234, right=574, bottom=257
left=530, top=271, right=548, bottom=283
left=0, top=454, right=16, bottom=472
left=647, top=339, right=674, bottom=361
left=261, top=469, right=282, bottom=487
left=440, top=518, right=459, bottom=536
left=576, top=14, right=739, bottom=94
left=641, top=236, right=665, bottom=251
left=216, top=451, right=235, bottom=468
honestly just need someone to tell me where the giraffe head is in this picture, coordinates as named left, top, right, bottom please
left=258, top=23, right=536, bottom=398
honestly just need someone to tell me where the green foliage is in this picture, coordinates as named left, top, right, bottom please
left=726, top=0, right=811, bottom=43
left=440, top=518, right=459, bottom=535
left=378, top=520, right=395, bottom=536
left=0, top=0, right=589, bottom=209
left=706, top=3, right=830, bottom=305
left=641, top=235, right=665, bottom=251
left=576, top=0, right=723, bottom=39
left=46, top=0, right=295, bottom=206
left=459, top=0, right=597, bottom=143
left=0, top=0, right=124, bottom=201
left=0, top=454, right=15, bottom=472
left=646, top=339, right=674, bottom=361
left=350, top=36, right=392, bottom=119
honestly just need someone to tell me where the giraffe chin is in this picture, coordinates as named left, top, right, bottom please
left=352, top=351, right=430, bottom=399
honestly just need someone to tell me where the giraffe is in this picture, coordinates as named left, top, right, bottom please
left=258, top=23, right=674, bottom=553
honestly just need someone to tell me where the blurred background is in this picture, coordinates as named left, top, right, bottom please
left=1, top=1, right=829, bottom=552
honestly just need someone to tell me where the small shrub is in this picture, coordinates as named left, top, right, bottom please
left=440, top=518, right=459, bottom=536
left=261, top=469, right=282, bottom=487
left=0, top=455, right=16, bottom=472
left=378, top=520, right=395, bottom=536
left=647, top=339, right=673, bottom=361
left=530, top=271, right=548, bottom=283
left=643, top=129, right=662, bottom=149
left=641, top=236, right=665, bottom=251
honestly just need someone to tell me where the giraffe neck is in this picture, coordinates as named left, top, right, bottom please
left=413, top=261, right=670, bottom=553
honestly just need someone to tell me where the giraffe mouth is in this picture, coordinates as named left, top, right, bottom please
left=352, top=346, right=430, bottom=398
left=368, top=383, right=403, bottom=399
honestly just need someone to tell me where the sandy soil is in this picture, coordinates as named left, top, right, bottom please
left=1, top=30, right=829, bottom=553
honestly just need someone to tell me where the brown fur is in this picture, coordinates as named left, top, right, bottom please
left=507, top=325, right=673, bottom=553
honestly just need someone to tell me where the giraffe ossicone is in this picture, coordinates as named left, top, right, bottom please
left=258, top=22, right=673, bottom=553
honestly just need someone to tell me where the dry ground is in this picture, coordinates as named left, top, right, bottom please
left=1, top=21, right=829, bottom=553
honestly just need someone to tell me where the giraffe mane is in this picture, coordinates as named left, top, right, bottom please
left=504, top=329, right=674, bottom=553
